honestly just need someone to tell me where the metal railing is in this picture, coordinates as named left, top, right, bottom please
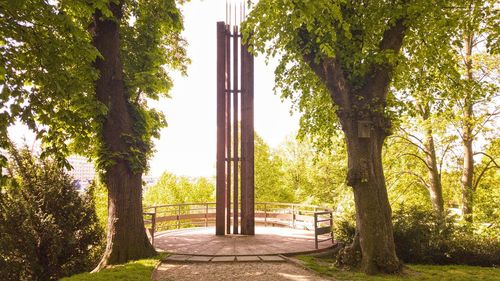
left=143, top=202, right=334, bottom=246
left=314, top=211, right=334, bottom=249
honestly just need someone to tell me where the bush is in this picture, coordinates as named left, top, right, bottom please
left=334, top=205, right=500, bottom=266
left=0, top=148, right=104, bottom=281
left=392, top=206, right=456, bottom=264
left=333, top=209, right=356, bottom=245
left=393, top=206, right=500, bottom=266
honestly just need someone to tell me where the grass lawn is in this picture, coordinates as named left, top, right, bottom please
left=61, top=255, right=163, bottom=281
left=297, top=256, right=500, bottom=281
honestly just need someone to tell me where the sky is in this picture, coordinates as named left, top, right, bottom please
left=8, top=0, right=300, bottom=178
left=148, top=0, right=300, bottom=178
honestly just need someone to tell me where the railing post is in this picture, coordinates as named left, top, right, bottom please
left=330, top=212, right=334, bottom=244
left=264, top=203, right=267, bottom=227
left=177, top=204, right=181, bottom=229
left=151, top=212, right=156, bottom=246
left=314, top=212, right=318, bottom=249
left=205, top=203, right=209, bottom=227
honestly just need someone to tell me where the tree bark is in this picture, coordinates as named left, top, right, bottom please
left=91, top=1, right=156, bottom=270
left=343, top=118, right=401, bottom=274
left=461, top=32, right=475, bottom=223
left=419, top=104, right=445, bottom=218
left=423, top=129, right=444, bottom=218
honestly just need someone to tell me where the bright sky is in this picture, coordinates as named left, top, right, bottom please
left=148, top=0, right=299, bottom=178
left=8, top=0, right=300, bottom=178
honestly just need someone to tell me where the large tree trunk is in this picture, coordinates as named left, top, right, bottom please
left=342, top=117, right=400, bottom=274
left=461, top=32, right=475, bottom=223
left=91, top=1, right=156, bottom=270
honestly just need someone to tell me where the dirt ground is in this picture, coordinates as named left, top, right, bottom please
left=153, top=261, right=333, bottom=281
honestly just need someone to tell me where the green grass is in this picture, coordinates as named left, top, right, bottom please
left=297, top=255, right=500, bottom=281
left=61, top=255, right=163, bottom=281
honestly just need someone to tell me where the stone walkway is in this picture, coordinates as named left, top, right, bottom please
left=153, top=261, right=333, bottom=281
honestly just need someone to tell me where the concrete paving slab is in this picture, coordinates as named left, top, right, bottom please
left=188, top=256, right=212, bottom=262
left=236, top=256, right=261, bottom=262
left=211, top=256, right=236, bottom=262
left=166, top=255, right=191, bottom=261
left=259, top=255, right=285, bottom=262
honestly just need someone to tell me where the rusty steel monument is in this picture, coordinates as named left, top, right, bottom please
left=215, top=8, right=255, bottom=236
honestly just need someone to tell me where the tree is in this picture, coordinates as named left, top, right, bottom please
left=0, top=0, right=99, bottom=162
left=389, top=30, right=459, bottom=219
left=454, top=0, right=499, bottom=223
left=473, top=138, right=500, bottom=226
left=243, top=0, right=454, bottom=273
left=276, top=135, right=348, bottom=206
left=388, top=0, right=499, bottom=223
left=1, top=0, right=188, bottom=268
left=382, top=136, right=437, bottom=210
left=389, top=117, right=455, bottom=219
left=143, top=172, right=214, bottom=206
left=254, top=134, right=295, bottom=203
left=0, top=147, right=102, bottom=281
left=89, top=0, right=188, bottom=268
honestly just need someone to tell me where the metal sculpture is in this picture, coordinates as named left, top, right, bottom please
left=216, top=5, right=254, bottom=235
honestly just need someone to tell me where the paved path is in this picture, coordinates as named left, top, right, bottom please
left=153, top=261, right=333, bottom=281
left=154, top=226, right=334, bottom=256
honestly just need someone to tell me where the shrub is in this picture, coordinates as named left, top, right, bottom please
left=333, top=209, right=356, bottom=245
left=0, top=148, right=104, bottom=281
left=333, top=205, right=500, bottom=266
left=392, top=206, right=500, bottom=266
left=392, top=206, right=455, bottom=264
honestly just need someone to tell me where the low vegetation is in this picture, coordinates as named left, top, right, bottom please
left=298, top=255, right=500, bottom=281
left=335, top=205, right=500, bottom=267
left=60, top=256, right=161, bottom=281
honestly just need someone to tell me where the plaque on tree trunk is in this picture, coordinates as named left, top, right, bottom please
left=358, top=120, right=372, bottom=138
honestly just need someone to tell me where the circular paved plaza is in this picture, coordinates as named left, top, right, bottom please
left=154, top=226, right=334, bottom=256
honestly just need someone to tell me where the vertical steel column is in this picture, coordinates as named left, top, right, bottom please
left=225, top=24, right=232, bottom=235
left=240, top=40, right=255, bottom=235
left=232, top=25, right=239, bottom=234
left=216, top=21, right=226, bottom=235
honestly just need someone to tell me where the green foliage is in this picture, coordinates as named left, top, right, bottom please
left=143, top=172, right=214, bottom=206
left=242, top=0, right=454, bottom=151
left=255, top=134, right=294, bottom=203
left=383, top=136, right=441, bottom=209
left=413, top=208, right=500, bottom=266
left=298, top=255, right=500, bottom=281
left=61, top=255, right=163, bottom=281
left=103, top=0, right=190, bottom=175
left=392, top=206, right=458, bottom=265
left=0, top=0, right=101, bottom=165
left=474, top=139, right=500, bottom=224
left=334, top=205, right=500, bottom=266
left=277, top=135, right=349, bottom=206
left=333, top=207, right=356, bottom=245
left=1, top=0, right=189, bottom=176
left=88, top=180, right=108, bottom=232
left=0, top=147, right=103, bottom=281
